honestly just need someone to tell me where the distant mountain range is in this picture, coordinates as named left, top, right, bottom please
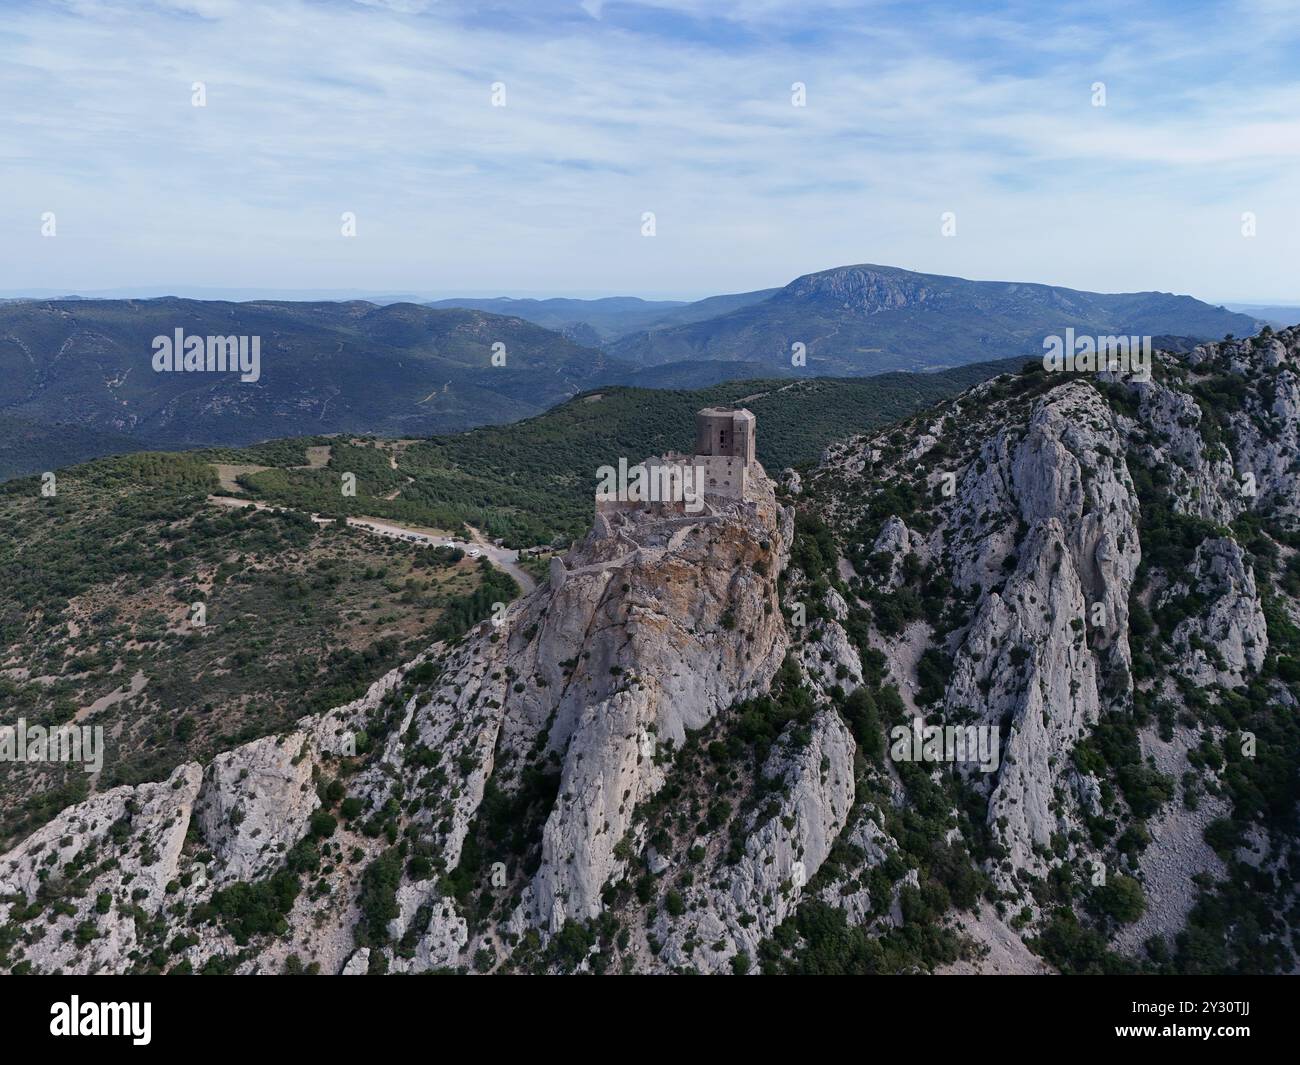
left=424, top=289, right=780, bottom=344
left=601, top=264, right=1262, bottom=372
left=0, top=298, right=622, bottom=477
left=1224, top=303, right=1300, bottom=330
left=0, top=264, right=1264, bottom=479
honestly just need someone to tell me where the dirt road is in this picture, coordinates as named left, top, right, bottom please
left=207, top=497, right=536, bottom=594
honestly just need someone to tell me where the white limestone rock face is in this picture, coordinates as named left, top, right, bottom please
left=1162, top=537, right=1267, bottom=687
left=824, top=586, right=850, bottom=622
left=1127, top=376, right=1241, bottom=525
left=653, top=709, right=855, bottom=973
left=1108, top=336, right=1300, bottom=530
left=1009, top=382, right=1141, bottom=674
left=948, top=427, right=1022, bottom=592
left=796, top=615, right=863, bottom=699
left=947, top=521, right=1101, bottom=881
left=1228, top=358, right=1300, bottom=524
left=0, top=654, right=422, bottom=976
left=519, top=466, right=792, bottom=928
left=388, top=894, right=469, bottom=973
left=944, top=382, right=1141, bottom=886
left=868, top=515, right=913, bottom=591
left=197, top=732, right=320, bottom=886
left=814, top=814, right=899, bottom=927
left=0, top=764, right=203, bottom=974
left=796, top=337, right=1300, bottom=965
left=395, top=637, right=513, bottom=878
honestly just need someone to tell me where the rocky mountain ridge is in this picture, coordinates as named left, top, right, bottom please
left=607, top=263, right=1263, bottom=374
left=3, top=328, right=1298, bottom=974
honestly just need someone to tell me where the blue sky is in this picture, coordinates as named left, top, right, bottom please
left=2, top=0, right=1298, bottom=301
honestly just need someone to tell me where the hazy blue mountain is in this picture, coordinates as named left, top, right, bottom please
left=0, top=270, right=1263, bottom=480
left=607, top=263, right=1262, bottom=373
left=426, top=288, right=779, bottom=342
left=0, top=298, right=624, bottom=473
left=424, top=296, right=687, bottom=341
left=1224, top=303, right=1300, bottom=330
left=0, top=413, right=139, bottom=481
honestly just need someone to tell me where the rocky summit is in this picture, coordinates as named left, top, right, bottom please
left=3, top=329, right=1300, bottom=975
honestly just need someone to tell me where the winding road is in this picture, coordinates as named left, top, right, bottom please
left=207, top=496, right=537, bottom=594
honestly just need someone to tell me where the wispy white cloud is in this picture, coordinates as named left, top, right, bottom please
left=3, top=0, right=1297, bottom=301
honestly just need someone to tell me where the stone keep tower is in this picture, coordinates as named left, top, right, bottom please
left=694, top=406, right=756, bottom=499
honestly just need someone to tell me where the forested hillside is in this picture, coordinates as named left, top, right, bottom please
left=235, top=359, right=1021, bottom=547
left=0, top=448, right=514, bottom=849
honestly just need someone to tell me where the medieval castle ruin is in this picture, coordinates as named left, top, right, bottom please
left=593, top=406, right=759, bottom=517
left=693, top=406, right=757, bottom=499
left=549, top=407, right=763, bottom=592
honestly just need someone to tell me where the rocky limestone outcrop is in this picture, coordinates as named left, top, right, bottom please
left=652, top=708, right=855, bottom=972
left=869, top=515, right=914, bottom=591
left=0, top=764, right=202, bottom=974
left=515, top=471, right=791, bottom=928
left=388, top=894, right=469, bottom=973
left=1126, top=374, right=1241, bottom=525
left=0, top=654, right=418, bottom=975
left=1219, top=338, right=1300, bottom=524
left=196, top=732, right=319, bottom=886
left=1162, top=537, right=1267, bottom=687
left=947, top=521, right=1103, bottom=882
left=792, top=589, right=863, bottom=699
left=942, top=382, right=1141, bottom=884
left=814, top=813, right=900, bottom=927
